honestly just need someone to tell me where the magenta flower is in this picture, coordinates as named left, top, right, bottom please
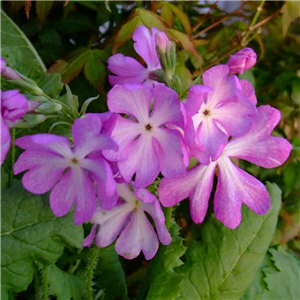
left=227, top=48, right=257, bottom=75
left=1, top=89, right=29, bottom=164
left=14, top=114, right=119, bottom=224
left=82, top=183, right=171, bottom=260
left=103, top=84, right=187, bottom=188
left=159, top=105, right=292, bottom=229
left=184, top=65, right=256, bottom=165
left=108, top=26, right=162, bottom=86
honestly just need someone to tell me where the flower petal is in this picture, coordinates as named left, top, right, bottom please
left=107, top=84, right=152, bottom=124
left=215, top=156, right=270, bottom=229
left=132, top=26, right=160, bottom=70
left=14, top=150, right=67, bottom=194
left=108, top=54, right=149, bottom=86
left=116, top=210, right=159, bottom=260
left=82, top=225, right=97, bottom=247
left=50, top=167, right=96, bottom=224
left=1, top=116, right=11, bottom=164
left=225, top=105, right=292, bottom=168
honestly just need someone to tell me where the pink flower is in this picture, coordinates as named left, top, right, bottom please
left=82, top=183, right=171, bottom=260
left=159, top=105, right=292, bottom=229
left=14, top=114, right=119, bottom=224
left=103, top=84, right=187, bottom=188
left=1, top=89, right=29, bottom=165
left=155, top=32, right=169, bottom=53
left=108, top=26, right=162, bottom=87
left=227, top=48, right=257, bottom=75
left=184, top=65, right=256, bottom=165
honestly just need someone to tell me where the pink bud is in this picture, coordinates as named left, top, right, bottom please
left=155, top=32, right=169, bottom=53
left=0, top=57, right=22, bottom=80
left=1, top=114, right=11, bottom=165
left=227, top=48, right=257, bottom=75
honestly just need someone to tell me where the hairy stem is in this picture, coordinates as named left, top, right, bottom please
left=85, top=245, right=100, bottom=300
left=42, top=266, right=49, bottom=300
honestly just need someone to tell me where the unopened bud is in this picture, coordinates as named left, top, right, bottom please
left=1, top=57, right=22, bottom=80
left=227, top=48, right=257, bottom=75
left=23, top=114, right=47, bottom=126
left=35, top=102, right=62, bottom=114
left=155, top=32, right=169, bottom=54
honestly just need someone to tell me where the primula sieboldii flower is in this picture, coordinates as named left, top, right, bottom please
left=1, top=89, right=29, bottom=164
left=103, top=84, right=187, bottom=188
left=82, top=183, right=171, bottom=260
left=227, top=48, right=257, bottom=75
left=14, top=114, right=119, bottom=224
left=108, top=26, right=162, bottom=87
left=159, top=105, right=292, bottom=229
left=184, top=65, right=256, bottom=165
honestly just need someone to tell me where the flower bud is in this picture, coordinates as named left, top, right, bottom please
left=227, top=48, right=257, bottom=75
left=1, top=57, right=22, bottom=80
left=155, top=32, right=169, bottom=54
left=35, top=102, right=62, bottom=114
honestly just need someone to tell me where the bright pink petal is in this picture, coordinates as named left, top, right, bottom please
left=1, top=116, right=11, bottom=164
left=103, top=116, right=142, bottom=162
left=203, top=65, right=239, bottom=108
left=153, top=128, right=186, bottom=178
left=81, top=158, right=118, bottom=210
left=50, top=167, right=96, bottom=225
left=108, top=54, right=149, bottom=86
left=72, top=115, right=118, bottom=159
left=14, top=150, right=67, bottom=194
left=240, top=79, right=257, bottom=105
left=115, top=210, right=159, bottom=260
left=159, top=162, right=216, bottom=224
left=225, top=105, right=292, bottom=168
left=151, top=85, right=184, bottom=128
left=15, top=134, right=72, bottom=157
left=133, top=26, right=160, bottom=70
left=107, top=84, right=152, bottom=123
left=212, top=96, right=256, bottom=137
left=118, top=134, right=160, bottom=188
left=215, top=156, right=270, bottom=229
left=82, top=225, right=97, bottom=247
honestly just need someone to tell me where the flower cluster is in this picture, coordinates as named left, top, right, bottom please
left=6, top=26, right=292, bottom=260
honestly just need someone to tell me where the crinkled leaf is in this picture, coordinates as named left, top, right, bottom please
left=48, top=264, right=85, bottom=300
left=137, top=222, right=186, bottom=300
left=242, top=247, right=300, bottom=300
left=94, top=244, right=128, bottom=300
left=1, top=179, right=84, bottom=297
left=112, top=16, right=143, bottom=53
left=1, top=10, right=46, bottom=75
left=176, top=182, right=281, bottom=300
left=84, top=50, right=106, bottom=94
left=48, top=47, right=88, bottom=83
left=36, top=1, right=54, bottom=28
left=36, top=72, right=64, bottom=98
left=282, top=1, right=300, bottom=36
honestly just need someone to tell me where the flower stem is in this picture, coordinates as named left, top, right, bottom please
left=85, top=245, right=100, bottom=300
left=164, top=207, right=173, bottom=229
left=42, top=266, right=49, bottom=300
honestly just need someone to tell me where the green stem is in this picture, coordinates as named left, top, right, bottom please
left=164, top=207, right=173, bottom=230
left=42, top=266, right=49, bottom=300
left=85, top=246, right=100, bottom=300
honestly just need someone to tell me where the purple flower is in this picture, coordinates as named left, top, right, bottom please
left=159, top=105, right=292, bottom=229
left=14, top=114, right=119, bottom=224
left=1, top=89, right=29, bottom=165
left=1, top=57, right=22, bottom=80
left=184, top=65, right=256, bottom=165
left=227, top=48, right=257, bottom=75
left=108, top=26, right=161, bottom=87
left=103, top=84, right=187, bottom=188
left=82, top=183, right=171, bottom=260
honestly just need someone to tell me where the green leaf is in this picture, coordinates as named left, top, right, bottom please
left=84, top=50, right=106, bottom=94
left=1, top=180, right=83, bottom=297
left=1, top=9, right=46, bottom=74
left=282, top=1, right=300, bottom=36
left=168, top=3, right=191, bottom=34
left=36, top=72, right=64, bottom=98
left=137, top=8, right=166, bottom=31
left=137, top=222, right=186, bottom=300
left=94, top=244, right=128, bottom=300
left=242, top=247, right=300, bottom=300
left=36, top=1, right=54, bottom=28
left=176, top=182, right=282, bottom=300
left=48, top=264, right=85, bottom=300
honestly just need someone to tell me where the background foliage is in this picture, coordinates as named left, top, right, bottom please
left=1, top=1, right=299, bottom=299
